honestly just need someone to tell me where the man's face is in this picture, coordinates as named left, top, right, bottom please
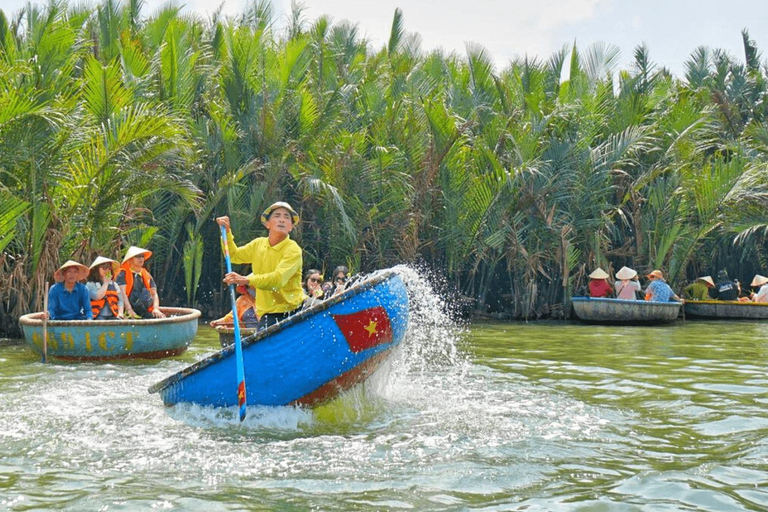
left=63, top=267, right=80, bottom=284
left=264, top=208, right=294, bottom=235
left=131, top=255, right=146, bottom=268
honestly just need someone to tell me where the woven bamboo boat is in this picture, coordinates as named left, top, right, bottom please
left=572, top=297, right=681, bottom=324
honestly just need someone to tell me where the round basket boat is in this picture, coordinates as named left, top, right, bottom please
left=684, top=300, right=768, bottom=320
left=572, top=297, right=681, bottom=324
left=19, top=307, right=201, bottom=361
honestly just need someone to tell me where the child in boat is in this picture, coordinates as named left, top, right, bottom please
left=47, top=260, right=93, bottom=320
left=588, top=268, right=613, bottom=298
left=86, top=256, right=124, bottom=320
left=210, top=280, right=258, bottom=328
left=216, top=202, right=306, bottom=331
left=644, top=270, right=681, bottom=302
left=683, top=275, right=715, bottom=301
left=116, top=246, right=166, bottom=319
left=614, top=267, right=642, bottom=300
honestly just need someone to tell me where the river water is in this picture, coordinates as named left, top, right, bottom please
left=1, top=269, right=767, bottom=511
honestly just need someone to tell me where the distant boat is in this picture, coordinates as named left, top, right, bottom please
left=149, top=269, right=409, bottom=408
left=216, top=325, right=258, bottom=348
left=19, top=307, right=200, bottom=361
left=684, top=300, right=768, bottom=319
left=571, top=297, right=681, bottom=324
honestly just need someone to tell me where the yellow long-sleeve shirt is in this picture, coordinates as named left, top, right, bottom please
left=226, top=234, right=306, bottom=317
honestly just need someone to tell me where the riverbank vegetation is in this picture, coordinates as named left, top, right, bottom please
left=2, top=0, right=768, bottom=335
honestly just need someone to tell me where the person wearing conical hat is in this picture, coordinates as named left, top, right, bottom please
left=116, top=246, right=165, bottom=319
left=588, top=267, right=613, bottom=298
left=614, top=266, right=642, bottom=300
left=683, top=275, right=714, bottom=301
left=210, top=275, right=258, bottom=331
left=216, top=201, right=306, bottom=331
left=86, top=256, right=124, bottom=320
left=47, top=260, right=93, bottom=320
left=644, top=270, right=681, bottom=302
left=747, top=274, right=768, bottom=303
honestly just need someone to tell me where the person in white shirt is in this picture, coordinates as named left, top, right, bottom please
left=614, top=266, right=642, bottom=300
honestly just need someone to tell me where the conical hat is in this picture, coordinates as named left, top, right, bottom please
left=615, top=266, right=637, bottom=280
left=53, top=260, right=89, bottom=282
left=89, top=256, right=120, bottom=274
left=697, top=275, right=715, bottom=287
left=751, top=274, right=768, bottom=287
left=122, top=246, right=152, bottom=263
left=589, top=267, right=609, bottom=280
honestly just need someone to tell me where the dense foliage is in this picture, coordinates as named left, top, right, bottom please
left=2, top=0, right=768, bottom=334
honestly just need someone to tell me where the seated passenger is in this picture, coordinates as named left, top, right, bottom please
left=748, top=275, right=768, bottom=303
left=47, top=260, right=93, bottom=320
left=712, top=269, right=739, bottom=301
left=614, top=267, right=642, bottom=300
left=324, top=265, right=350, bottom=297
left=683, top=275, right=714, bottom=301
left=86, top=256, right=124, bottom=320
left=644, top=270, right=681, bottom=302
left=117, top=246, right=166, bottom=319
left=588, top=268, right=613, bottom=298
left=303, top=269, right=324, bottom=306
left=210, top=280, right=258, bottom=328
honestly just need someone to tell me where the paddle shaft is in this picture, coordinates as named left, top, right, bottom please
left=220, top=224, right=247, bottom=421
left=42, top=281, right=49, bottom=363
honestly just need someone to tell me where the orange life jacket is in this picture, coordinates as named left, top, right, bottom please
left=91, top=284, right=120, bottom=318
left=119, top=264, right=154, bottom=313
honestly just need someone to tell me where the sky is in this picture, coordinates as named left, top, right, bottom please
left=3, top=0, right=768, bottom=78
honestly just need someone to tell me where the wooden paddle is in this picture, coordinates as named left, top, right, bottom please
left=42, top=281, right=49, bottom=363
left=220, top=224, right=247, bottom=422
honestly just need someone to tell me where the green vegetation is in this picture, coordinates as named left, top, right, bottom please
left=2, top=1, right=768, bottom=334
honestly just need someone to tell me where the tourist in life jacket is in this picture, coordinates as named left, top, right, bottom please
left=46, top=260, right=93, bottom=320
left=86, top=256, right=124, bottom=320
left=216, top=201, right=306, bottom=331
left=210, top=278, right=258, bottom=328
left=116, top=246, right=166, bottom=319
left=588, top=267, right=613, bottom=298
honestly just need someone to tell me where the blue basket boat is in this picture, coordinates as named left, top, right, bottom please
left=19, top=307, right=200, bottom=361
left=571, top=297, right=681, bottom=324
left=148, top=270, right=409, bottom=408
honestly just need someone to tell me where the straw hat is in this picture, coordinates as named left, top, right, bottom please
left=646, top=270, right=664, bottom=280
left=260, top=201, right=300, bottom=225
left=89, top=256, right=120, bottom=274
left=751, top=274, right=768, bottom=287
left=615, top=266, right=637, bottom=280
left=697, top=275, right=715, bottom=287
left=122, top=246, right=152, bottom=264
left=589, top=267, right=609, bottom=280
left=54, top=260, right=89, bottom=282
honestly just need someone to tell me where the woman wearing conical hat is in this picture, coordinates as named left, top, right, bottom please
left=86, top=256, right=124, bottom=320
left=683, top=275, right=714, bottom=301
left=747, top=274, right=768, bottom=303
left=614, top=266, right=642, bottom=300
left=116, top=246, right=166, bottom=319
left=588, top=267, right=613, bottom=298
left=46, top=260, right=93, bottom=320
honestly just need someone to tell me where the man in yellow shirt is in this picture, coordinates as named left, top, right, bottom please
left=216, top=202, right=306, bottom=330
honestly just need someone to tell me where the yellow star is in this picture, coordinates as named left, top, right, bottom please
left=364, top=320, right=378, bottom=337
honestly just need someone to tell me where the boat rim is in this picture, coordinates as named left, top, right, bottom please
left=147, top=269, right=402, bottom=395
left=571, top=297, right=682, bottom=307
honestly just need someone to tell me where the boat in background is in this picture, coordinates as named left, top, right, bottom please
left=19, top=307, right=200, bottom=361
left=571, top=297, right=681, bottom=324
left=684, top=300, right=768, bottom=319
left=149, top=269, right=409, bottom=408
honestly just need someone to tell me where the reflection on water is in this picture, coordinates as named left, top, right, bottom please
left=1, top=269, right=768, bottom=510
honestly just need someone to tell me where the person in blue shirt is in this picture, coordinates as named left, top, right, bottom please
left=47, top=260, right=93, bottom=320
left=644, top=269, right=681, bottom=303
